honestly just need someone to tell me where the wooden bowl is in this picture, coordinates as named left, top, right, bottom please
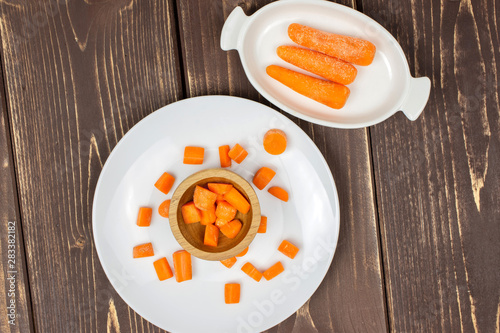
left=169, top=168, right=261, bottom=261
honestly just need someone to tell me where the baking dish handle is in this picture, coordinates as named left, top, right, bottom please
left=400, top=76, right=431, bottom=121
left=221, top=6, right=249, bottom=51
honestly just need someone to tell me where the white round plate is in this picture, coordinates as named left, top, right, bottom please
left=92, top=96, right=340, bottom=333
left=221, top=0, right=431, bottom=128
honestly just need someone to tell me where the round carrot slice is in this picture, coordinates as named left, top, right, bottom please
left=263, top=129, right=287, bottom=155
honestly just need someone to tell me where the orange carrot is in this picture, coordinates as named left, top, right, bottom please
left=278, top=240, right=299, bottom=259
left=133, top=243, right=154, bottom=258
left=207, top=183, right=233, bottom=195
left=268, top=186, right=289, bottom=202
left=200, top=205, right=216, bottom=225
left=193, top=185, right=218, bottom=211
left=153, top=257, right=173, bottom=281
left=183, top=146, right=205, bottom=164
left=253, top=167, right=276, bottom=190
left=228, top=144, right=248, bottom=164
left=223, top=188, right=250, bottom=214
left=154, top=172, right=175, bottom=195
left=225, top=283, right=241, bottom=304
left=288, top=23, right=376, bottom=66
left=263, top=262, right=284, bottom=281
left=181, top=201, right=201, bottom=224
left=220, top=257, right=237, bottom=268
left=215, top=201, right=237, bottom=221
left=241, top=262, right=262, bottom=282
left=236, top=247, right=249, bottom=257
left=266, top=65, right=350, bottom=109
left=219, top=145, right=232, bottom=168
left=204, top=224, right=219, bottom=247
left=215, top=217, right=230, bottom=228
left=136, top=207, right=152, bottom=227
left=258, top=216, right=267, bottom=233
left=173, top=250, right=192, bottom=282
left=263, top=129, right=287, bottom=155
left=158, top=200, right=171, bottom=218
left=219, top=220, right=242, bottom=239
left=277, top=45, right=357, bottom=85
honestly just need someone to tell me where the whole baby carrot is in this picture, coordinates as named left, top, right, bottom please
left=266, top=65, right=350, bottom=109
left=288, top=23, right=376, bottom=66
left=277, top=45, right=357, bottom=85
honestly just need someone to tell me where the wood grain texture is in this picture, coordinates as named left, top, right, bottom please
left=363, top=0, right=500, bottom=331
left=176, top=0, right=388, bottom=331
left=0, top=0, right=182, bottom=331
left=0, top=63, right=33, bottom=332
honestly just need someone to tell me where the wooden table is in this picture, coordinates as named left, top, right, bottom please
left=0, top=0, right=498, bottom=332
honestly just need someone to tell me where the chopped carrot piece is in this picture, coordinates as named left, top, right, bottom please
left=136, top=207, right=152, bottom=227
left=207, top=183, right=233, bottom=195
left=278, top=240, right=299, bottom=259
left=173, top=250, right=192, bottom=282
left=268, top=186, right=289, bottom=202
left=181, top=201, right=201, bottom=224
left=219, top=145, right=232, bottom=168
left=253, top=167, right=276, bottom=190
left=193, top=185, right=218, bottom=211
left=219, top=220, right=242, bottom=239
left=225, top=283, right=240, bottom=304
left=223, top=188, right=250, bottom=214
left=153, top=257, right=173, bottom=281
left=220, top=257, right=237, bottom=268
left=266, top=65, right=350, bottom=109
left=204, top=224, right=219, bottom=247
left=158, top=200, right=171, bottom=218
left=241, top=262, right=262, bottom=282
left=215, top=217, right=230, bottom=228
left=228, top=144, right=248, bottom=164
left=263, top=129, right=287, bottom=155
left=200, top=205, right=216, bottom=225
left=263, top=262, right=284, bottom=281
left=258, top=216, right=267, bottom=233
left=215, top=201, right=237, bottom=221
left=236, top=247, right=248, bottom=257
left=288, top=23, right=376, bottom=66
left=208, top=183, right=233, bottom=203
left=133, top=243, right=154, bottom=258
left=154, top=172, right=175, bottom=195
left=277, top=45, right=357, bottom=85
left=183, top=146, right=205, bottom=164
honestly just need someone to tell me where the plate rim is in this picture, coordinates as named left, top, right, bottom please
left=92, top=95, right=341, bottom=332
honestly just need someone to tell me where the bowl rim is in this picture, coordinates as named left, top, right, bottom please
left=169, top=168, right=261, bottom=261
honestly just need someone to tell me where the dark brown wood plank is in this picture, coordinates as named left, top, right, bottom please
left=176, top=0, right=388, bottom=331
left=0, top=62, right=33, bottom=332
left=0, top=0, right=182, bottom=331
left=362, top=0, right=500, bottom=331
